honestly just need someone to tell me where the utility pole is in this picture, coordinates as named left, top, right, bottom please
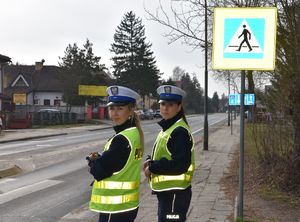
left=203, top=0, right=209, bottom=151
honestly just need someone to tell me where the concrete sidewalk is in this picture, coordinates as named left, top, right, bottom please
left=60, top=119, right=240, bottom=222
left=136, top=120, right=239, bottom=222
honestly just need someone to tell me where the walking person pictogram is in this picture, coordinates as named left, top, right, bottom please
left=236, top=25, right=252, bottom=52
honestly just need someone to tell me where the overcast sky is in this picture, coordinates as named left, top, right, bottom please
left=0, top=0, right=228, bottom=97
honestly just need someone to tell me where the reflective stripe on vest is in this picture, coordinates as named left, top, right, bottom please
left=152, top=164, right=195, bottom=183
left=93, top=180, right=140, bottom=190
left=89, top=127, right=141, bottom=213
left=150, top=118, right=195, bottom=192
left=91, top=191, right=139, bottom=204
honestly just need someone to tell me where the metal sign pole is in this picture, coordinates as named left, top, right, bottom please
left=234, top=87, right=237, bottom=120
left=238, top=70, right=245, bottom=219
left=203, top=0, right=209, bottom=151
left=231, top=108, right=233, bottom=135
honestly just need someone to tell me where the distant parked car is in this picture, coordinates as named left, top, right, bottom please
left=153, top=110, right=162, bottom=118
left=144, top=110, right=154, bottom=120
left=134, top=110, right=145, bottom=120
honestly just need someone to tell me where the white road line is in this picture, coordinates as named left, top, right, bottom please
left=0, top=178, right=17, bottom=186
left=0, top=146, right=52, bottom=156
left=32, top=139, right=60, bottom=142
left=0, top=179, right=63, bottom=204
left=0, top=141, right=36, bottom=149
left=66, top=135, right=87, bottom=139
left=36, top=144, right=53, bottom=147
left=0, top=139, right=60, bottom=150
left=192, top=118, right=227, bottom=135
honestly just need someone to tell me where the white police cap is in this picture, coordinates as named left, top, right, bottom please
left=157, top=85, right=186, bottom=103
left=106, top=85, right=140, bottom=106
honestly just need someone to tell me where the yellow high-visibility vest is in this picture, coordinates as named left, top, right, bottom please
left=150, top=119, right=195, bottom=192
left=90, top=127, right=142, bottom=213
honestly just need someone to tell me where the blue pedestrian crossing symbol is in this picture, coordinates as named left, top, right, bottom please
left=223, top=18, right=265, bottom=59
left=245, top=94, right=255, bottom=105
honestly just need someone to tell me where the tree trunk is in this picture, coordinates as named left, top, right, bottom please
left=246, top=70, right=255, bottom=93
left=246, top=70, right=255, bottom=122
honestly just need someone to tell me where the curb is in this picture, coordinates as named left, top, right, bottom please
left=0, top=133, right=68, bottom=144
left=0, top=165, right=22, bottom=179
left=87, top=126, right=112, bottom=131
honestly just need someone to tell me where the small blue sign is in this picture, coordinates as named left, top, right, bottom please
left=229, top=94, right=255, bottom=106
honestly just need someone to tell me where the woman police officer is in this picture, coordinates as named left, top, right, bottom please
left=87, top=85, right=144, bottom=222
left=143, top=85, right=195, bottom=222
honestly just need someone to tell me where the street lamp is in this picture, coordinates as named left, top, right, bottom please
left=203, top=0, right=209, bottom=151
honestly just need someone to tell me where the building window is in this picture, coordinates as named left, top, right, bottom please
left=54, top=99, right=61, bottom=106
left=34, top=99, right=40, bottom=105
left=44, top=99, right=50, bottom=105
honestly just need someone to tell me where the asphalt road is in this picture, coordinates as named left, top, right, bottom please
left=0, top=113, right=226, bottom=222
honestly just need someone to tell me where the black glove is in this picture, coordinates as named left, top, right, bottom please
left=86, top=152, right=100, bottom=167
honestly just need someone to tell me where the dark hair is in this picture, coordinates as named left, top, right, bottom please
left=180, top=107, right=189, bottom=126
left=176, top=102, right=189, bottom=126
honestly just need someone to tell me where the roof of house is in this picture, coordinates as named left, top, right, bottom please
left=0, top=54, right=11, bottom=63
left=3, top=65, right=64, bottom=96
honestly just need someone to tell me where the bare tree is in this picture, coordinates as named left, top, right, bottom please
left=144, top=0, right=272, bottom=93
left=172, top=66, right=186, bottom=81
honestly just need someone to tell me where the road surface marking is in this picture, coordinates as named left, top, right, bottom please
left=192, top=118, right=227, bottom=135
left=0, top=179, right=63, bottom=204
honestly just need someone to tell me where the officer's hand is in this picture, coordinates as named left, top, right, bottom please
left=143, top=159, right=150, bottom=171
left=143, top=160, right=151, bottom=178
left=144, top=165, right=151, bottom=178
left=86, top=152, right=100, bottom=167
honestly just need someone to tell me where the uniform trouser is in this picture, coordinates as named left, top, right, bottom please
left=156, top=188, right=192, bottom=222
left=98, top=208, right=138, bottom=222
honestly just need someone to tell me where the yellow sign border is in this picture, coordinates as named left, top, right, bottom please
left=212, top=7, right=277, bottom=71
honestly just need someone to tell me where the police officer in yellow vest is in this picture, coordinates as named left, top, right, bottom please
left=143, top=85, right=195, bottom=222
left=88, top=85, right=144, bottom=222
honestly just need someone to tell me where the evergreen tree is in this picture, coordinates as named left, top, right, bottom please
left=110, top=11, right=161, bottom=100
left=161, top=77, right=175, bottom=86
left=211, top=92, right=220, bottom=113
left=59, top=39, right=107, bottom=107
left=219, top=93, right=228, bottom=113
left=180, top=73, right=203, bottom=114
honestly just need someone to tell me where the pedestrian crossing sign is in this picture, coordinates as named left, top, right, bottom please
left=229, top=94, right=255, bottom=106
left=212, top=7, right=277, bottom=70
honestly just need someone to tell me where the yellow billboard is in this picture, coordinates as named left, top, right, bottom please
left=13, top=93, right=27, bottom=104
left=78, top=85, right=108, bottom=96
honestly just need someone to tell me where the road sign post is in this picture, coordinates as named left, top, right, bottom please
left=203, top=0, right=209, bottom=151
left=239, top=70, right=245, bottom=218
left=212, top=7, right=277, bottom=220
